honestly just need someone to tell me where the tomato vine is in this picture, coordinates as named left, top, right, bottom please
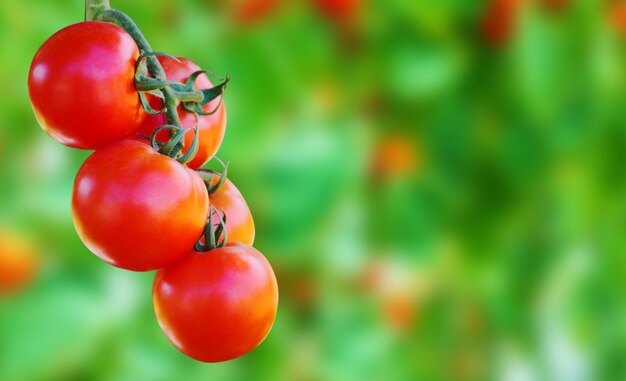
left=84, top=0, right=228, bottom=164
left=29, top=0, right=274, bottom=362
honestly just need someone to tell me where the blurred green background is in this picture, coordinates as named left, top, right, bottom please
left=1, top=0, right=626, bottom=380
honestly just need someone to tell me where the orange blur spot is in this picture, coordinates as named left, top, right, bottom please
left=610, top=2, right=626, bottom=35
left=372, top=135, right=421, bottom=178
left=0, top=229, right=38, bottom=294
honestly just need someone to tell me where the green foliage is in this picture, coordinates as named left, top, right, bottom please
left=1, top=0, right=625, bottom=380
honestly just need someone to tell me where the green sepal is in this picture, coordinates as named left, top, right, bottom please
left=138, top=91, right=166, bottom=115
left=200, top=76, right=230, bottom=106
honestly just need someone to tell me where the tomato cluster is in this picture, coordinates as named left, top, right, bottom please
left=28, top=3, right=277, bottom=363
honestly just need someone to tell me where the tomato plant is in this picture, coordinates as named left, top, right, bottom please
left=72, top=139, right=208, bottom=271
left=30, top=0, right=275, bottom=362
left=28, top=21, right=144, bottom=149
left=137, top=56, right=227, bottom=170
left=153, top=242, right=278, bottom=362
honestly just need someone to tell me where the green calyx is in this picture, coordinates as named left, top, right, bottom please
left=195, top=157, right=229, bottom=195
left=148, top=116, right=200, bottom=165
left=194, top=206, right=228, bottom=252
left=84, top=0, right=228, bottom=164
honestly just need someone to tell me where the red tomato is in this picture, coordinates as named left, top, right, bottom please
left=205, top=174, right=255, bottom=245
left=371, top=134, right=420, bottom=179
left=28, top=22, right=144, bottom=149
left=481, top=0, right=522, bottom=45
left=0, top=230, right=38, bottom=294
left=153, top=242, right=278, bottom=362
left=312, top=0, right=361, bottom=24
left=233, top=0, right=283, bottom=25
left=610, top=2, right=626, bottom=35
left=138, top=56, right=227, bottom=170
left=358, top=259, right=422, bottom=333
left=72, top=140, right=208, bottom=271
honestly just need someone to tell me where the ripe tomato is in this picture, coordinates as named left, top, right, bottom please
left=481, top=0, right=522, bottom=45
left=610, top=2, right=626, bottom=35
left=72, top=139, right=208, bottom=271
left=28, top=21, right=144, bottom=149
left=312, top=0, right=362, bottom=25
left=0, top=229, right=38, bottom=294
left=371, top=134, right=420, bottom=179
left=232, top=0, right=283, bottom=25
left=153, top=242, right=278, bottom=362
left=205, top=173, right=255, bottom=245
left=137, top=56, right=227, bottom=170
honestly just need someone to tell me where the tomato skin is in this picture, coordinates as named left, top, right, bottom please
left=153, top=243, right=278, bottom=362
left=72, top=140, right=208, bottom=272
left=137, top=56, right=227, bottom=170
left=28, top=22, right=144, bottom=149
left=208, top=176, right=255, bottom=245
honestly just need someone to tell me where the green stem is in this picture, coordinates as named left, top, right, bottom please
left=85, top=0, right=109, bottom=21
left=174, top=90, right=205, bottom=103
left=84, top=0, right=181, bottom=128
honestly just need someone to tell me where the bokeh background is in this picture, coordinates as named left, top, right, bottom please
left=1, top=0, right=626, bottom=380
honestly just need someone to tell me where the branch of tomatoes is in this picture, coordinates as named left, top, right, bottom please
left=28, top=0, right=274, bottom=363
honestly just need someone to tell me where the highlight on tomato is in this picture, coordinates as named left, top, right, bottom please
left=153, top=238, right=278, bottom=362
left=137, top=56, right=227, bottom=169
left=72, top=139, right=209, bottom=272
left=28, top=21, right=144, bottom=149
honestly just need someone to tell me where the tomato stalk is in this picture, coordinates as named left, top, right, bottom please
left=194, top=206, right=228, bottom=252
left=85, top=0, right=182, bottom=129
left=196, top=158, right=229, bottom=195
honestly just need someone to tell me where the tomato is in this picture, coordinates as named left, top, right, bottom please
left=137, top=56, right=227, bottom=170
left=610, top=2, right=626, bottom=36
left=312, top=0, right=361, bottom=24
left=481, top=0, right=522, bottom=45
left=205, top=174, right=255, bottom=245
left=0, top=229, right=38, bottom=294
left=28, top=21, right=144, bottom=149
left=72, top=139, right=208, bottom=271
left=371, top=134, right=420, bottom=179
left=232, top=0, right=283, bottom=25
left=153, top=242, right=278, bottom=362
